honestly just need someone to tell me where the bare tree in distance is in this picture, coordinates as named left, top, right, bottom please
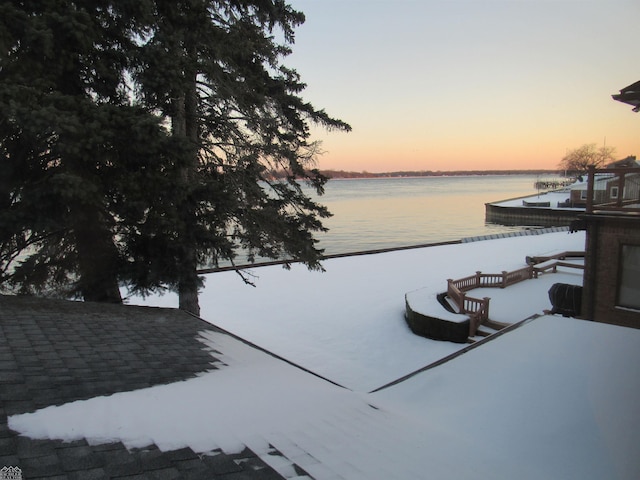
left=559, top=144, right=617, bottom=176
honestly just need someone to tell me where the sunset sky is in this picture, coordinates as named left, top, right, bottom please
left=287, top=0, right=640, bottom=173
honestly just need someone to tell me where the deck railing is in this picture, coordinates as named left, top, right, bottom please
left=586, top=166, right=640, bottom=214
left=446, top=279, right=490, bottom=336
left=533, top=261, right=584, bottom=276
left=448, top=266, right=534, bottom=293
left=447, top=252, right=584, bottom=337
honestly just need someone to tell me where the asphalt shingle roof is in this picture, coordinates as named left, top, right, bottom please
left=0, top=294, right=285, bottom=479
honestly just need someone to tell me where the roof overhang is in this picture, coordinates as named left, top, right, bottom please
left=612, top=80, right=640, bottom=112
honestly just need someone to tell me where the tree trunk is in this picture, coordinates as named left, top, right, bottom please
left=173, top=68, right=201, bottom=316
left=178, top=254, right=200, bottom=315
left=72, top=203, right=122, bottom=303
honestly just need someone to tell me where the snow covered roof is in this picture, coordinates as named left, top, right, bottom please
left=5, top=231, right=640, bottom=479
left=9, top=313, right=640, bottom=480
left=372, top=315, right=640, bottom=480
left=0, top=295, right=281, bottom=478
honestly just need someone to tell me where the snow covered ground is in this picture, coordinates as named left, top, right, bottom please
left=9, top=230, right=640, bottom=479
left=130, top=230, right=587, bottom=392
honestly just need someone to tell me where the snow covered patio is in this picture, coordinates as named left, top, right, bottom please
left=134, top=230, right=589, bottom=392
left=4, top=231, right=640, bottom=479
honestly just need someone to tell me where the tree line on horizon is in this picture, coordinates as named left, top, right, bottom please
left=0, top=1, right=350, bottom=315
left=266, top=168, right=568, bottom=180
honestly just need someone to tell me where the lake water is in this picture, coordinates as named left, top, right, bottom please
left=310, top=174, right=547, bottom=255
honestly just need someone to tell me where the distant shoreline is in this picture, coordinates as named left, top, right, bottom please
left=320, top=169, right=563, bottom=179
left=264, top=168, right=565, bottom=181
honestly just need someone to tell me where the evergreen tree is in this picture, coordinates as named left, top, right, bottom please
left=126, top=0, right=350, bottom=314
left=1, top=1, right=350, bottom=313
left=0, top=1, right=168, bottom=301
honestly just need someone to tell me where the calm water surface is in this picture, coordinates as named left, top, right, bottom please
left=310, top=175, right=544, bottom=255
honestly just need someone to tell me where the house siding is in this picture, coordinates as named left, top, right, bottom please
left=582, top=214, right=640, bottom=328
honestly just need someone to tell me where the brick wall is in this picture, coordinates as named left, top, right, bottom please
left=583, top=214, right=640, bottom=329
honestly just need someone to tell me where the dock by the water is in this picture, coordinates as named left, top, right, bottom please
left=533, top=179, right=573, bottom=190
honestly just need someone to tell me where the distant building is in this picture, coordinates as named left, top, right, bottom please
left=565, top=158, right=639, bottom=208
left=607, top=155, right=639, bottom=169
left=581, top=166, right=640, bottom=328
left=567, top=174, right=613, bottom=208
